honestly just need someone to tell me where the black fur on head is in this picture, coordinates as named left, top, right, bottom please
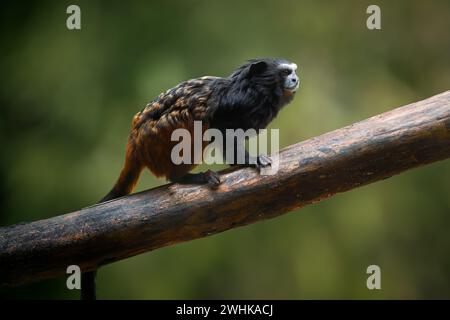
left=210, top=58, right=299, bottom=131
left=231, top=58, right=299, bottom=94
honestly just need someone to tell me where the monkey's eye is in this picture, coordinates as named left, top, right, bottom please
left=282, top=69, right=292, bottom=76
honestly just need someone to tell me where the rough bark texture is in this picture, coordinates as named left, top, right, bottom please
left=1, top=90, right=450, bottom=286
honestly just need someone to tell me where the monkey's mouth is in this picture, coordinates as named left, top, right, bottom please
left=285, top=82, right=299, bottom=92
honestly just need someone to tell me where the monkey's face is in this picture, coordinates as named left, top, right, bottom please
left=278, top=62, right=299, bottom=93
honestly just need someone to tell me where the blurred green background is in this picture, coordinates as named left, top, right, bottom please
left=1, top=0, right=450, bottom=299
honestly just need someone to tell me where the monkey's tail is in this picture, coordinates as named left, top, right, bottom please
left=81, top=146, right=143, bottom=300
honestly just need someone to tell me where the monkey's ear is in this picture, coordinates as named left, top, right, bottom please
left=247, top=61, right=268, bottom=77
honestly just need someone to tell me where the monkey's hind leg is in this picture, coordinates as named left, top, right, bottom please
left=170, top=170, right=221, bottom=188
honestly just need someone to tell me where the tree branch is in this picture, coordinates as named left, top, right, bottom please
left=1, top=90, right=450, bottom=286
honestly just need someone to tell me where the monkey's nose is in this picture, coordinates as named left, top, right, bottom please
left=290, top=77, right=299, bottom=85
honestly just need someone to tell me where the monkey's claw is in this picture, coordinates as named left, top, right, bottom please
left=256, top=155, right=272, bottom=169
left=204, top=170, right=221, bottom=188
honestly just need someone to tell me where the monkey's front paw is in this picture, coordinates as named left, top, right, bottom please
left=256, top=155, right=272, bottom=169
left=204, top=170, right=221, bottom=188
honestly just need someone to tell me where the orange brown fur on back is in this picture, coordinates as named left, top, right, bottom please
left=102, top=77, right=219, bottom=201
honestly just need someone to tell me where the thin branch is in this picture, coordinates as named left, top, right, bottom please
left=1, top=90, right=450, bottom=286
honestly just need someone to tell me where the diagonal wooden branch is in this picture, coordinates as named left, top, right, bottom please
left=1, top=91, right=450, bottom=287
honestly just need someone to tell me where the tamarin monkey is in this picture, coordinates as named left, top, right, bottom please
left=81, top=58, right=300, bottom=299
